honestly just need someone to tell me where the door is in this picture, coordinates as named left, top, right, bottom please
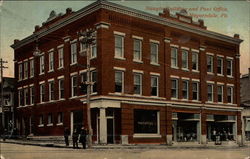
left=107, top=118, right=114, bottom=144
left=72, top=111, right=83, bottom=134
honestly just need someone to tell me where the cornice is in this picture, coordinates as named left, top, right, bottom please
left=11, top=0, right=243, bottom=50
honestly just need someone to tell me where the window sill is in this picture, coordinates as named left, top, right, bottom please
left=30, top=76, right=34, bottom=78
left=58, top=67, right=64, bottom=70
left=171, top=97, right=178, bottom=100
left=207, top=72, right=214, bottom=75
left=217, top=74, right=224, bottom=77
left=133, top=59, right=143, bottom=64
left=227, top=75, right=234, bottom=78
left=48, top=70, right=54, bottom=73
left=150, top=96, right=160, bottom=98
left=56, top=123, right=63, bottom=126
left=114, top=57, right=126, bottom=60
left=39, top=73, right=45, bottom=76
left=133, top=134, right=161, bottom=138
left=150, top=62, right=160, bottom=66
left=192, top=100, right=200, bottom=103
left=69, top=96, right=78, bottom=99
left=38, top=124, right=44, bottom=128
left=47, top=124, right=53, bottom=127
left=18, top=79, right=23, bottom=82
left=58, top=98, right=65, bottom=101
left=171, top=66, right=179, bottom=70
left=90, top=57, right=97, bottom=60
left=192, top=70, right=199, bottom=73
left=181, top=98, right=189, bottom=101
left=181, top=68, right=189, bottom=72
left=206, top=101, right=214, bottom=104
left=23, top=77, right=28, bottom=80
left=70, top=63, right=77, bottom=66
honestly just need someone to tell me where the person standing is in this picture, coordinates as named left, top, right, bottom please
left=64, top=127, right=70, bottom=147
left=79, top=127, right=87, bottom=149
left=72, top=129, right=79, bottom=149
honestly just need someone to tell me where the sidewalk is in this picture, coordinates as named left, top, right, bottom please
left=0, top=139, right=246, bottom=149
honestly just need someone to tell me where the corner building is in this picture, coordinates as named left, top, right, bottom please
left=11, top=0, right=243, bottom=145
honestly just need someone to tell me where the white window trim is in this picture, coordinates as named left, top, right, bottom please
left=170, top=75, right=180, bottom=79
left=58, top=47, right=64, bottom=69
left=115, top=71, right=124, bottom=94
left=182, top=80, right=189, bottom=100
left=114, top=34, right=125, bottom=60
left=170, top=44, right=179, bottom=48
left=192, top=78, right=200, bottom=82
left=217, top=56, right=224, bottom=75
left=151, top=75, right=159, bottom=97
left=150, top=72, right=160, bottom=76
left=207, top=55, right=214, bottom=73
left=132, top=69, right=144, bottom=74
left=57, top=75, right=64, bottom=80
left=150, top=42, right=159, bottom=65
left=181, top=77, right=190, bottom=80
left=133, top=38, right=142, bottom=63
left=171, top=47, right=178, bottom=69
left=49, top=81, right=54, bottom=101
left=226, top=59, right=233, bottom=77
left=191, top=48, right=199, bottom=53
left=192, top=51, right=199, bottom=71
left=58, top=78, right=65, bottom=100
left=71, top=75, right=77, bottom=97
left=40, top=83, right=45, bottom=103
left=227, top=86, right=233, bottom=104
left=192, top=82, right=199, bottom=101
left=39, top=55, right=45, bottom=75
left=207, top=84, right=214, bottom=102
left=113, top=67, right=126, bottom=71
left=134, top=73, right=142, bottom=96
left=181, top=46, right=190, bottom=50
left=70, top=42, right=77, bottom=65
left=23, top=61, right=28, bottom=80
left=114, top=31, right=126, bottom=36
left=132, top=35, right=143, bottom=40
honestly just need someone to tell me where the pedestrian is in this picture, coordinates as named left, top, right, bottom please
left=72, top=129, right=79, bottom=149
left=79, top=127, right=87, bottom=149
left=64, top=127, right=70, bottom=147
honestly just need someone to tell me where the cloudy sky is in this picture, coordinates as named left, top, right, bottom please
left=0, top=0, right=249, bottom=77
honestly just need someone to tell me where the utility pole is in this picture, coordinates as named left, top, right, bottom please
left=0, top=58, right=8, bottom=132
left=79, top=29, right=96, bottom=148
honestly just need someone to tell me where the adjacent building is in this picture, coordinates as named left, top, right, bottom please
left=11, top=0, right=243, bottom=145
left=241, top=68, right=250, bottom=142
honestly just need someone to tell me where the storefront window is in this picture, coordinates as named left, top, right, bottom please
left=134, top=109, right=158, bottom=134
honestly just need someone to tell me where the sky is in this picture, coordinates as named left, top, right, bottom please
left=0, top=0, right=249, bottom=77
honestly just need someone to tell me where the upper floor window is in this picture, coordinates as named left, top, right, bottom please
left=182, top=50, right=188, bottom=69
left=217, top=57, right=223, bottom=75
left=49, top=81, right=55, bottom=101
left=227, top=86, right=233, bottom=103
left=24, top=88, right=29, bottom=106
left=91, top=32, right=97, bottom=59
left=40, top=83, right=45, bottom=103
left=30, top=59, right=34, bottom=77
left=192, top=52, right=198, bottom=71
left=58, top=78, right=64, bottom=99
left=182, top=80, right=189, bottom=99
left=192, top=82, right=199, bottom=101
left=49, top=52, right=54, bottom=72
left=207, top=84, right=213, bottom=102
left=114, top=35, right=124, bottom=58
left=71, top=75, right=77, bottom=97
left=151, top=76, right=159, bottom=96
left=133, top=39, right=142, bottom=62
left=227, top=59, right=233, bottom=76
left=18, top=64, right=22, bottom=80
left=30, top=86, right=34, bottom=105
left=91, top=71, right=97, bottom=93
left=171, top=47, right=178, bottom=68
left=207, top=55, right=213, bottom=73
left=150, top=42, right=158, bottom=64
left=115, top=71, right=123, bottom=93
left=171, top=79, right=178, bottom=98
left=18, top=89, right=24, bottom=106
left=134, top=73, right=142, bottom=95
left=70, top=42, right=77, bottom=64
left=58, top=48, right=64, bottom=68
left=217, top=85, right=223, bottom=103
left=24, top=61, right=28, bottom=79
left=40, top=55, right=45, bottom=74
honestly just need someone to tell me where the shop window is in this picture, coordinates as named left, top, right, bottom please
left=134, top=109, right=159, bottom=134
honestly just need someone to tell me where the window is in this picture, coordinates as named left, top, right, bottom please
left=24, top=61, right=28, bottom=79
left=227, top=59, right=233, bottom=76
left=59, top=78, right=64, bottom=99
left=18, top=89, right=24, bottom=106
left=39, top=115, right=44, bottom=126
left=24, top=88, right=29, bottom=106
left=227, top=86, right=233, bottom=103
left=115, top=71, right=123, bottom=93
left=171, top=47, right=178, bottom=68
left=192, top=82, right=199, bottom=100
left=80, top=72, right=87, bottom=94
left=207, top=55, right=213, bottom=73
left=134, top=73, right=142, bottom=95
left=91, top=32, right=97, bottom=58
left=18, top=64, right=22, bottom=80
left=30, top=86, right=34, bottom=105
left=171, top=79, right=178, bottom=98
left=48, top=52, right=54, bottom=71
left=70, top=42, right=77, bottom=64
left=114, top=35, right=124, bottom=58
left=151, top=76, right=158, bottom=96
left=30, top=59, right=34, bottom=77
left=71, top=76, right=77, bottom=97
left=150, top=43, right=158, bottom=64
left=49, top=81, right=54, bottom=101
left=48, top=113, right=53, bottom=125
left=218, top=85, right=223, bottom=103
left=182, top=80, right=189, bottom=99
left=57, top=112, right=63, bottom=124
left=192, top=52, right=198, bottom=71
left=58, top=48, right=64, bottom=68
left=40, top=83, right=45, bottom=103
left=91, top=71, right=97, bottom=93
left=40, top=55, right=45, bottom=74
left=133, top=39, right=142, bottom=61
left=134, top=109, right=159, bottom=134
left=182, top=50, right=188, bottom=69
left=207, top=84, right=213, bottom=102
left=217, top=57, right=223, bottom=75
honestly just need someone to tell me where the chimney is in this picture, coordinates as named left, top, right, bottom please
left=198, top=19, right=204, bottom=27
left=14, top=39, right=20, bottom=44
left=66, top=8, right=72, bottom=14
left=34, top=25, right=40, bottom=32
left=234, top=34, right=240, bottom=39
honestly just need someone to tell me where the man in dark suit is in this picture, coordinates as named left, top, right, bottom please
left=79, top=127, right=87, bottom=149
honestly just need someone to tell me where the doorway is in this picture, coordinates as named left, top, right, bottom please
left=107, top=118, right=114, bottom=144
left=71, top=111, right=83, bottom=134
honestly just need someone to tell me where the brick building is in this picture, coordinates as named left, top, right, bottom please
left=11, top=0, right=243, bottom=145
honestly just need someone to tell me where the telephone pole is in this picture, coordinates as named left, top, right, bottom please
left=0, top=58, right=8, bottom=131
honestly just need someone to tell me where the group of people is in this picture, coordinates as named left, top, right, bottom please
left=64, top=127, right=87, bottom=149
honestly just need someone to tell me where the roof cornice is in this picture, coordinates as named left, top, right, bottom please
left=11, top=0, right=243, bottom=50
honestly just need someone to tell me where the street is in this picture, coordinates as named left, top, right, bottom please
left=0, top=143, right=250, bottom=159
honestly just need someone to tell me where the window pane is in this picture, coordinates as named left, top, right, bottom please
left=115, top=71, right=123, bottom=93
